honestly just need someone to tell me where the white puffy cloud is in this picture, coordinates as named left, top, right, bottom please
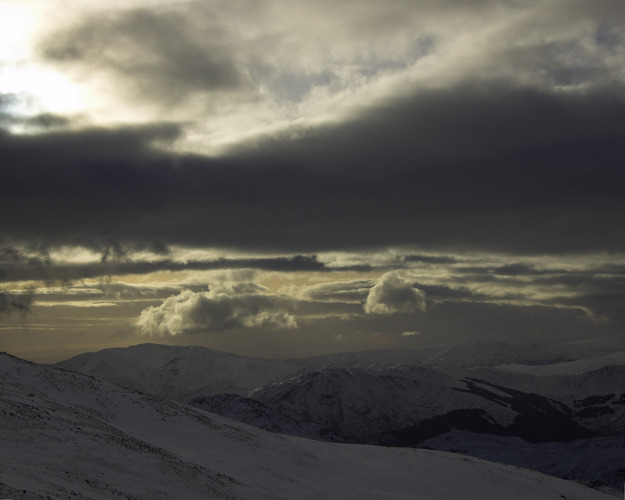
left=364, top=271, right=426, bottom=314
left=136, top=288, right=297, bottom=337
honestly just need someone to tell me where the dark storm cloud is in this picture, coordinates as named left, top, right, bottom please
left=40, top=6, right=250, bottom=104
left=1, top=82, right=625, bottom=253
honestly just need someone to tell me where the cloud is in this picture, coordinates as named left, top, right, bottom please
left=302, top=279, right=373, bottom=303
left=136, top=288, right=297, bottom=337
left=0, top=244, right=330, bottom=284
left=0, top=291, right=34, bottom=317
left=401, top=254, right=458, bottom=265
left=364, top=272, right=426, bottom=315
left=0, top=91, right=74, bottom=131
left=2, top=82, right=625, bottom=254
left=40, top=6, right=251, bottom=106
left=30, top=0, right=624, bottom=153
left=401, top=330, right=421, bottom=337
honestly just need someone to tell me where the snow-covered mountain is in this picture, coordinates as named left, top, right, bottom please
left=54, top=343, right=303, bottom=400
left=498, top=351, right=625, bottom=376
left=3, top=351, right=614, bottom=500
left=421, top=337, right=625, bottom=369
left=188, top=393, right=320, bottom=439
left=51, top=339, right=625, bottom=494
left=456, top=362, right=625, bottom=437
left=286, top=346, right=446, bottom=371
left=250, top=366, right=593, bottom=444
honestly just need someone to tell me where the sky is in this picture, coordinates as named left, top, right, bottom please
left=1, top=0, right=624, bottom=363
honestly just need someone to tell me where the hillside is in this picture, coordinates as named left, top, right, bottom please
left=54, top=343, right=302, bottom=400
left=1, top=351, right=616, bottom=499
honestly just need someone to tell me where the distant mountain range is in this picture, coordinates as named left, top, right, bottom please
left=51, top=336, right=625, bottom=494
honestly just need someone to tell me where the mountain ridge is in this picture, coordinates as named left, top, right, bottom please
left=4, top=350, right=615, bottom=499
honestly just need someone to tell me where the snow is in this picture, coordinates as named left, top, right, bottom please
left=54, top=343, right=303, bottom=400
left=421, top=430, right=625, bottom=493
left=287, top=346, right=447, bottom=371
left=251, top=365, right=523, bottom=441
left=498, top=351, right=625, bottom=376
left=1, top=351, right=616, bottom=499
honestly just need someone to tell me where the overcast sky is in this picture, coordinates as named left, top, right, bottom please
left=1, top=0, right=624, bottom=362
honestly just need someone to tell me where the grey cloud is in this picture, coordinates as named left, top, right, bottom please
left=302, top=279, right=373, bottom=303
left=491, top=263, right=542, bottom=276
left=401, top=254, right=458, bottom=265
left=21, top=113, right=74, bottom=130
left=534, top=273, right=625, bottom=323
left=136, top=289, right=297, bottom=336
left=412, top=283, right=485, bottom=301
left=417, top=264, right=625, bottom=327
left=41, top=7, right=250, bottom=105
left=453, top=263, right=550, bottom=278
left=2, top=82, right=625, bottom=254
left=420, top=300, right=617, bottom=345
left=364, top=272, right=426, bottom=314
left=0, top=122, right=181, bottom=167
left=0, top=292, right=34, bottom=318
left=0, top=246, right=328, bottom=284
left=290, top=294, right=616, bottom=351
left=36, top=0, right=624, bottom=114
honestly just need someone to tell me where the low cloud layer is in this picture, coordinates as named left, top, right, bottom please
left=2, top=83, right=625, bottom=254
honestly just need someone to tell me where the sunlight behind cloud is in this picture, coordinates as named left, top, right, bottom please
left=0, top=66, right=83, bottom=117
left=0, top=3, right=31, bottom=61
left=0, top=2, right=84, bottom=123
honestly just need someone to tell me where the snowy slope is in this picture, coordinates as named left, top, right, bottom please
left=498, top=351, right=625, bottom=376
left=423, top=336, right=625, bottom=369
left=188, top=393, right=320, bottom=439
left=54, top=343, right=303, bottom=400
left=420, top=430, right=625, bottom=492
left=0, top=352, right=616, bottom=500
